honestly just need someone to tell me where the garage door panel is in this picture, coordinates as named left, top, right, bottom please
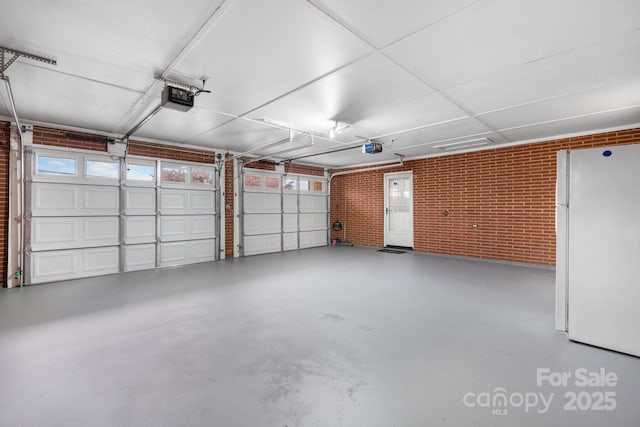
left=299, top=195, right=327, bottom=213
left=83, top=217, right=119, bottom=242
left=160, top=216, right=215, bottom=241
left=190, top=191, right=215, bottom=211
left=299, top=213, right=327, bottom=231
left=84, top=187, right=119, bottom=213
left=124, top=244, right=156, bottom=271
left=283, top=214, right=297, bottom=232
left=244, top=214, right=281, bottom=236
left=32, top=183, right=119, bottom=216
left=283, top=233, right=298, bottom=251
left=161, top=189, right=215, bottom=214
left=244, top=193, right=281, bottom=214
left=188, top=239, right=216, bottom=263
left=160, top=216, right=188, bottom=241
left=300, top=230, right=327, bottom=249
left=244, top=234, right=281, bottom=256
left=84, top=247, right=119, bottom=273
left=31, top=218, right=77, bottom=249
left=160, top=190, right=188, bottom=213
left=124, top=187, right=156, bottom=215
left=31, top=217, right=119, bottom=250
left=159, top=239, right=215, bottom=266
left=283, top=194, right=297, bottom=213
left=124, top=216, right=156, bottom=244
left=30, top=247, right=119, bottom=284
left=190, top=216, right=215, bottom=238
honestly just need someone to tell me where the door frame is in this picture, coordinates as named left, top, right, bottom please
left=383, top=171, right=414, bottom=248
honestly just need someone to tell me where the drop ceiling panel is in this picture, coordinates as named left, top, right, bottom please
left=5, top=63, right=142, bottom=132
left=186, top=119, right=290, bottom=152
left=384, top=0, right=640, bottom=90
left=250, top=54, right=467, bottom=138
left=385, top=118, right=493, bottom=153
left=500, top=106, right=640, bottom=142
left=134, top=107, right=230, bottom=143
left=479, top=78, right=640, bottom=131
left=0, top=0, right=224, bottom=92
left=171, top=0, right=371, bottom=116
left=308, top=0, right=479, bottom=48
left=443, top=30, right=640, bottom=115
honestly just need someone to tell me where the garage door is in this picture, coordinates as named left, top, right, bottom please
left=241, top=168, right=328, bottom=256
left=24, top=147, right=218, bottom=284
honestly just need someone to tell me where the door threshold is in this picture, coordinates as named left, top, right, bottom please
left=385, top=245, right=413, bottom=251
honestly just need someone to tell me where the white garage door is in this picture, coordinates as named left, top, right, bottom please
left=241, top=168, right=328, bottom=256
left=25, top=147, right=218, bottom=284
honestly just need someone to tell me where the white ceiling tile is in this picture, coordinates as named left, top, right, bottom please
left=309, top=0, right=479, bottom=48
left=384, top=0, right=640, bottom=90
left=500, top=106, right=640, bottom=142
left=249, top=54, right=467, bottom=138
left=443, top=30, right=640, bottom=114
left=5, top=63, right=142, bottom=133
left=171, top=0, right=371, bottom=116
left=388, top=119, right=493, bottom=153
left=186, top=118, right=290, bottom=152
left=479, top=78, right=640, bottom=130
left=0, top=0, right=224, bottom=91
left=134, top=107, right=230, bottom=143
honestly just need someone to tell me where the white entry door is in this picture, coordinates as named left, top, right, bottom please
left=384, top=171, right=413, bottom=248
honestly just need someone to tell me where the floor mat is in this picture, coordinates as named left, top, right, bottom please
left=378, top=248, right=406, bottom=254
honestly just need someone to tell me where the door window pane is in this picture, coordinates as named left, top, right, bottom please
left=86, top=160, right=119, bottom=178
left=283, top=178, right=297, bottom=191
left=313, top=180, right=324, bottom=192
left=244, top=174, right=262, bottom=188
left=299, top=179, right=310, bottom=191
left=161, top=165, right=187, bottom=183
left=127, top=164, right=155, bottom=181
left=265, top=176, right=280, bottom=189
left=191, top=168, right=213, bottom=184
left=36, top=156, right=76, bottom=176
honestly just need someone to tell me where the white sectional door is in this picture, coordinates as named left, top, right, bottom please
left=157, top=162, right=217, bottom=267
left=242, top=170, right=283, bottom=256
left=122, top=159, right=157, bottom=272
left=27, top=149, right=121, bottom=283
left=25, top=148, right=219, bottom=284
left=241, top=169, right=328, bottom=256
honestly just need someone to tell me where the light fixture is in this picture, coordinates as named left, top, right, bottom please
left=432, top=137, right=493, bottom=150
left=328, top=120, right=349, bottom=138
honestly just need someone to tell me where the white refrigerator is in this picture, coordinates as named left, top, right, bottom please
left=556, top=143, right=640, bottom=357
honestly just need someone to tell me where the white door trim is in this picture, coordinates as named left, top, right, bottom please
left=384, top=171, right=414, bottom=248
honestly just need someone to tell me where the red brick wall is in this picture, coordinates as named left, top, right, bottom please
left=285, top=163, right=325, bottom=176
left=330, top=128, right=640, bottom=266
left=0, top=122, right=9, bottom=284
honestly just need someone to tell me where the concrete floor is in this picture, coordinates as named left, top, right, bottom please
left=0, top=247, right=638, bottom=427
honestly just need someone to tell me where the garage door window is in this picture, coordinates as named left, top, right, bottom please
left=244, top=174, right=262, bottom=188
left=127, top=163, right=155, bottom=182
left=191, top=168, right=213, bottom=185
left=161, top=165, right=188, bottom=183
left=86, top=160, right=119, bottom=179
left=36, top=155, right=76, bottom=176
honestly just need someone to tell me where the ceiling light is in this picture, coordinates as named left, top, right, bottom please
left=442, top=141, right=489, bottom=151
left=328, top=121, right=350, bottom=138
left=432, top=137, right=491, bottom=150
